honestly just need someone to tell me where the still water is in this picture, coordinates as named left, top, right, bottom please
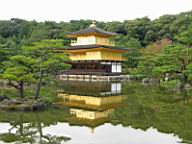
left=0, top=81, right=190, bottom=144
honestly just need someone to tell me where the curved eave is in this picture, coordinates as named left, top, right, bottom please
left=66, top=33, right=117, bottom=38
left=64, top=47, right=129, bottom=53
left=66, top=27, right=118, bottom=38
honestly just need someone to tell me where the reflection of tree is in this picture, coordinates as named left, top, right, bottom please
left=35, top=113, right=71, bottom=144
left=0, top=113, right=36, bottom=143
left=0, top=112, right=71, bottom=144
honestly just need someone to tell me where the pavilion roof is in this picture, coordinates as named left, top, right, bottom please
left=64, top=44, right=129, bottom=51
left=66, top=26, right=118, bottom=37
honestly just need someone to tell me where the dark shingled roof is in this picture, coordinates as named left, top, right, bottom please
left=64, top=44, right=129, bottom=51
left=67, top=26, right=118, bottom=37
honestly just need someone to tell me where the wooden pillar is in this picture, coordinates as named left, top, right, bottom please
left=85, top=63, right=87, bottom=70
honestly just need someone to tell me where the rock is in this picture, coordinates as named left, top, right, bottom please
left=1, top=99, right=21, bottom=105
left=136, top=75, right=144, bottom=81
left=2, top=104, right=32, bottom=111
left=0, top=95, right=9, bottom=102
left=142, top=78, right=160, bottom=86
left=0, top=98, right=48, bottom=112
left=129, top=75, right=137, bottom=81
left=165, top=73, right=173, bottom=81
left=142, top=78, right=150, bottom=84
left=184, top=83, right=192, bottom=91
left=13, top=99, right=23, bottom=105
left=175, top=82, right=183, bottom=92
left=32, top=102, right=47, bottom=111
left=1, top=99, right=9, bottom=105
left=149, top=78, right=160, bottom=85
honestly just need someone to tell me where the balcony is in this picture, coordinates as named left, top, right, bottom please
left=70, top=40, right=115, bottom=46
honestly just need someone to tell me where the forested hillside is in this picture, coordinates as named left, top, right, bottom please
left=0, top=11, right=192, bottom=46
left=0, top=10, right=192, bottom=47
left=0, top=10, right=192, bottom=80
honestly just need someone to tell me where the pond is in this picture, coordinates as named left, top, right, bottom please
left=0, top=80, right=192, bottom=144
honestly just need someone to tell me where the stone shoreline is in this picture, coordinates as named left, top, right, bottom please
left=0, top=95, right=48, bottom=111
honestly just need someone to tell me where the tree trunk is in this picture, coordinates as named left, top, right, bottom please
left=34, top=70, right=43, bottom=100
left=36, top=113, right=43, bottom=143
left=19, top=81, right=24, bottom=98
left=183, top=74, right=188, bottom=83
left=8, top=81, right=24, bottom=98
left=19, top=114, right=24, bottom=135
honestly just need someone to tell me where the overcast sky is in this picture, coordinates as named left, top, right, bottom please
left=0, top=0, right=192, bottom=22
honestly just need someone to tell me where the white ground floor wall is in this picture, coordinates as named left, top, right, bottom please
left=111, top=62, right=122, bottom=73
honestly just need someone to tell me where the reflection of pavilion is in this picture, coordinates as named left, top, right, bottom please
left=57, top=81, right=125, bottom=127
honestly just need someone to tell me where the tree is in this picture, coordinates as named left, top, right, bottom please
left=152, top=44, right=192, bottom=82
left=22, top=39, right=71, bottom=99
left=176, top=26, right=192, bottom=47
left=123, top=38, right=142, bottom=70
left=104, top=21, right=127, bottom=35
left=0, top=55, right=36, bottom=98
left=144, top=30, right=157, bottom=44
left=124, top=17, right=151, bottom=46
left=136, top=39, right=172, bottom=77
left=0, top=37, right=21, bottom=73
left=0, top=39, right=70, bottom=99
left=0, top=112, right=71, bottom=144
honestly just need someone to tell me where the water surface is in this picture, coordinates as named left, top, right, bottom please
left=0, top=81, right=191, bottom=144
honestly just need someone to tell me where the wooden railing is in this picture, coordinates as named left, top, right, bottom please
left=62, top=69, right=106, bottom=75
left=59, top=70, right=123, bottom=76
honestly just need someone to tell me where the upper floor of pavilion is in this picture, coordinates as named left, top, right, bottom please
left=66, top=22, right=117, bottom=46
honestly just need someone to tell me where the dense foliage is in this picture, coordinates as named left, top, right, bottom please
left=0, top=10, right=192, bottom=98
left=0, top=10, right=191, bottom=49
left=135, top=27, right=192, bottom=83
left=0, top=39, right=70, bottom=99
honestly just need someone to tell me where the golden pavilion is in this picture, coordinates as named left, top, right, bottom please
left=63, top=22, right=129, bottom=75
